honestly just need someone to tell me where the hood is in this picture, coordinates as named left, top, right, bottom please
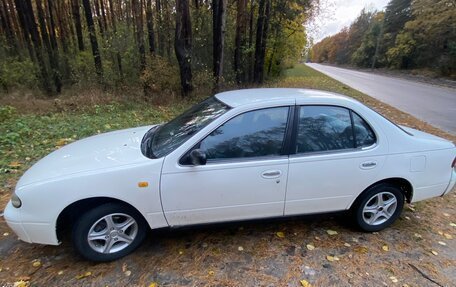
left=17, top=125, right=155, bottom=188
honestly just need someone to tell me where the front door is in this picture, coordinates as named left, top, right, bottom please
left=161, top=106, right=291, bottom=226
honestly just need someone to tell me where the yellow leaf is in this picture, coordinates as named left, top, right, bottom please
left=438, top=241, right=447, bottom=246
left=354, top=246, right=368, bottom=254
left=238, top=246, right=244, bottom=251
left=389, top=276, right=398, bottom=283
left=326, top=230, right=338, bottom=236
left=326, top=255, right=339, bottom=262
left=75, top=271, right=92, bottom=279
left=443, top=212, right=450, bottom=217
left=300, top=279, right=312, bottom=287
left=306, top=244, right=315, bottom=251
left=148, top=283, right=158, bottom=287
left=451, top=222, right=456, bottom=227
left=431, top=250, right=438, bottom=256
left=382, top=245, right=389, bottom=252
left=343, top=243, right=351, bottom=247
left=13, top=280, right=29, bottom=287
left=208, top=270, right=215, bottom=276
left=124, top=270, right=131, bottom=277
left=414, top=233, right=422, bottom=239
left=444, top=233, right=453, bottom=240
left=276, top=231, right=285, bottom=238
left=55, top=139, right=67, bottom=146
left=3, top=232, right=9, bottom=236
left=8, top=161, right=21, bottom=168
left=32, top=261, right=41, bottom=268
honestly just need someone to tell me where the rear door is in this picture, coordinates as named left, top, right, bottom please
left=285, top=105, right=387, bottom=215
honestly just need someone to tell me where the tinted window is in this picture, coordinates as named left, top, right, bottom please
left=151, top=97, right=229, bottom=158
left=296, top=106, right=354, bottom=153
left=199, top=107, right=289, bottom=160
left=352, top=112, right=376, bottom=147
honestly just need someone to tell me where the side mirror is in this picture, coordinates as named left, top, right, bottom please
left=189, top=149, right=207, bottom=166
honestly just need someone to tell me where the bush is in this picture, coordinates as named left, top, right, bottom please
left=141, top=56, right=180, bottom=99
left=0, top=57, right=38, bottom=91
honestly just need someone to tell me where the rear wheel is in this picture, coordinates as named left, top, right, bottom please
left=352, top=183, right=404, bottom=232
left=72, top=203, right=147, bottom=262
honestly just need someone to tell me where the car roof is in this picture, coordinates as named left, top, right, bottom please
left=214, top=88, right=358, bottom=107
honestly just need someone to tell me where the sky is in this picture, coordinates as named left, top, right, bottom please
left=308, top=0, right=390, bottom=43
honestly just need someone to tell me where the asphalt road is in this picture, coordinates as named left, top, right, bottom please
left=306, top=63, right=456, bottom=134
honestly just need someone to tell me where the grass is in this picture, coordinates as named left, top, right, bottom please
left=1, top=64, right=454, bottom=194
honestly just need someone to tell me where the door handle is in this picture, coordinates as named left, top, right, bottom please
left=261, top=170, right=282, bottom=179
left=360, top=161, right=377, bottom=169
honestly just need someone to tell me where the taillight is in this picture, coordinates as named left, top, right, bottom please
left=452, top=157, right=456, bottom=168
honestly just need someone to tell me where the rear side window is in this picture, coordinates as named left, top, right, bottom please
left=296, top=106, right=354, bottom=153
left=352, top=112, right=376, bottom=148
left=296, top=106, right=376, bottom=154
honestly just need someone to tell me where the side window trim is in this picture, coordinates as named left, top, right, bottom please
left=292, top=105, right=377, bottom=158
left=179, top=105, right=293, bottom=165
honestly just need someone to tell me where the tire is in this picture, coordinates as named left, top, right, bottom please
left=351, top=183, right=404, bottom=232
left=72, top=202, right=147, bottom=262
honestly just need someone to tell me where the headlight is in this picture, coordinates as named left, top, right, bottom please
left=11, top=193, right=22, bottom=208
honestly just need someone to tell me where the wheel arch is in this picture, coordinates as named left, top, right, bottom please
left=56, top=197, right=147, bottom=243
left=350, top=177, right=414, bottom=209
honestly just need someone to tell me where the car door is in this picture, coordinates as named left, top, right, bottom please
left=285, top=105, right=387, bottom=215
left=161, top=106, right=293, bottom=226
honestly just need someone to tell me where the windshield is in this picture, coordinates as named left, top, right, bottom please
left=151, top=97, right=230, bottom=157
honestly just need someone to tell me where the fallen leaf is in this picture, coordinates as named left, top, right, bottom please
left=353, top=246, right=368, bottom=254
left=208, top=270, right=215, bottom=276
left=178, top=249, right=184, bottom=255
left=431, top=250, right=438, bottom=256
left=389, top=276, right=398, bottom=283
left=414, top=233, right=422, bottom=239
left=124, top=270, right=131, bottom=277
left=75, top=271, right=92, bottom=279
left=3, top=232, right=9, bottom=236
left=404, top=216, right=411, bottom=220
left=443, top=212, right=450, bottom=217
left=13, top=280, right=29, bottom=287
left=326, top=230, right=338, bottom=236
left=300, top=279, right=312, bottom=287
left=438, top=231, right=444, bottom=236
left=306, top=244, right=315, bottom=251
left=148, top=283, right=158, bottom=287
left=326, top=255, right=340, bottom=262
left=32, top=261, right=41, bottom=268
left=8, top=162, right=21, bottom=168
left=276, top=231, right=285, bottom=238
left=444, top=233, right=453, bottom=240
left=343, top=243, right=351, bottom=247
left=238, top=246, right=244, bottom=251
left=438, top=241, right=447, bottom=246
left=382, top=245, right=389, bottom=251
left=450, top=222, right=456, bottom=227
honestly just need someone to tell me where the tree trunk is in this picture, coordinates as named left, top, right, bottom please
left=0, top=0, right=17, bottom=50
left=94, top=0, right=105, bottom=37
left=132, top=0, right=146, bottom=72
left=155, top=0, right=164, bottom=56
left=248, top=0, right=255, bottom=82
left=82, top=0, right=103, bottom=80
left=146, top=0, right=155, bottom=54
left=108, top=0, right=123, bottom=78
left=13, top=0, right=34, bottom=59
left=234, top=0, right=247, bottom=84
left=36, top=0, right=61, bottom=93
left=253, top=0, right=270, bottom=83
left=212, top=0, right=226, bottom=90
left=163, top=0, right=172, bottom=60
left=17, top=0, right=52, bottom=94
left=175, top=0, right=192, bottom=96
left=71, top=0, right=84, bottom=51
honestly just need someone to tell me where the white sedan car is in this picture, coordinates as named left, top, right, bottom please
left=4, top=88, right=456, bottom=261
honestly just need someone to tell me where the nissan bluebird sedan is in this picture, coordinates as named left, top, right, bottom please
left=4, top=88, right=456, bottom=261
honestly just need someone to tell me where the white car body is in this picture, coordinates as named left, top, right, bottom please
left=4, top=88, right=456, bottom=246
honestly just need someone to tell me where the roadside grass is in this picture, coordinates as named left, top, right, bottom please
left=1, top=64, right=454, bottom=195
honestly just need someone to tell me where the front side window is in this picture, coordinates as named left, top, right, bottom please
left=198, top=107, right=289, bottom=160
left=296, top=106, right=354, bottom=153
left=150, top=97, right=229, bottom=158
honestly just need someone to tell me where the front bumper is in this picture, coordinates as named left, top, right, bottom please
left=4, top=201, right=59, bottom=245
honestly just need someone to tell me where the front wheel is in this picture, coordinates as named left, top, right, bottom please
left=352, top=183, right=404, bottom=232
left=72, top=203, right=147, bottom=262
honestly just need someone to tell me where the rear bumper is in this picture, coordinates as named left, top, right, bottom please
left=443, top=169, right=456, bottom=196
left=4, top=201, right=59, bottom=245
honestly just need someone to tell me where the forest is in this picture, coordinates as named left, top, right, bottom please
left=0, top=0, right=318, bottom=97
left=311, top=0, right=456, bottom=78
